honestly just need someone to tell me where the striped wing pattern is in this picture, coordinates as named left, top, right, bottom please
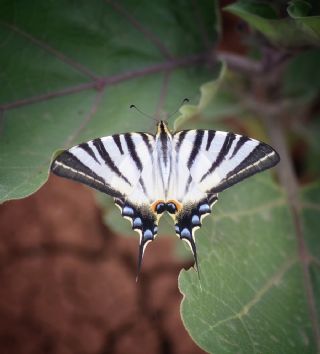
left=52, top=133, right=155, bottom=201
left=51, top=123, right=279, bottom=277
left=173, top=129, right=279, bottom=196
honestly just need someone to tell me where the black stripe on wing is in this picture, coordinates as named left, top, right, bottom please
left=208, top=141, right=280, bottom=194
left=79, top=143, right=99, bottom=163
left=200, top=132, right=236, bottom=182
left=51, top=151, right=124, bottom=198
left=124, top=133, right=143, bottom=171
left=140, top=133, right=154, bottom=154
left=175, top=130, right=189, bottom=153
left=206, top=130, right=216, bottom=151
left=93, top=138, right=131, bottom=185
left=230, top=136, right=250, bottom=158
left=187, top=130, right=204, bottom=168
left=112, top=134, right=124, bottom=155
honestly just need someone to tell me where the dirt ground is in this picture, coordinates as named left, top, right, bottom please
left=0, top=176, right=206, bottom=354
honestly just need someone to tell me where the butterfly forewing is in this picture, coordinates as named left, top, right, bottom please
left=51, top=133, right=155, bottom=201
left=173, top=129, right=279, bottom=196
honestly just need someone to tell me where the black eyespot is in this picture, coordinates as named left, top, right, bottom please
left=156, top=203, right=165, bottom=214
left=166, top=202, right=176, bottom=214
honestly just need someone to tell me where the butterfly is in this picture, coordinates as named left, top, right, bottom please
left=51, top=121, right=280, bottom=276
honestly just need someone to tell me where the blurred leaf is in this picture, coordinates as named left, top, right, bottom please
left=179, top=175, right=320, bottom=353
left=225, top=0, right=320, bottom=47
left=288, top=0, right=312, bottom=17
left=174, top=62, right=226, bottom=129
left=293, top=116, right=320, bottom=178
left=283, top=48, right=320, bottom=97
left=0, top=0, right=220, bottom=202
left=287, top=1, right=320, bottom=43
left=174, top=67, right=246, bottom=133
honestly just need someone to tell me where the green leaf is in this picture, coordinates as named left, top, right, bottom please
left=0, top=0, right=220, bottom=202
left=179, top=175, right=320, bottom=353
left=287, top=1, right=320, bottom=43
left=225, top=0, right=320, bottom=47
left=174, top=62, right=226, bottom=130
left=288, top=0, right=312, bottom=17
left=282, top=48, right=320, bottom=97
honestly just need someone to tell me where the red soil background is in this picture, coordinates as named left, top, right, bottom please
left=0, top=176, right=204, bottom=354
left=0, top=5, right=243, bottom=353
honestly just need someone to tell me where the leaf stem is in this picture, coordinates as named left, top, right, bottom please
left=216, top=49, right=291, bottom=76
left=0, top=52, right=209, bottom=111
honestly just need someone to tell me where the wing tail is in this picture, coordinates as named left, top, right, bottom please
left=175, top=196, right=217, bottom=272
left=115, top=198, right=158, bottom=280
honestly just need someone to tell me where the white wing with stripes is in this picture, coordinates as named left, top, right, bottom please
left=51, top=123, right=280, bottom=277
left=173, top=129, right=279, bottom=201
left=51, top=133, right=155, bottom=203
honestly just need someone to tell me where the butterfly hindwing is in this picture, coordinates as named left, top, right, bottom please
left=174, top=195, right=218, bottom=270
left=114, top=198, right=158, bottom=276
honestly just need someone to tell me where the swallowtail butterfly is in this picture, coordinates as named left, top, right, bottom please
left=51, top=121, right=280, bottom=276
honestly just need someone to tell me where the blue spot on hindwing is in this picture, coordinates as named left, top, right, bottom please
left=191, top=214, right=200, bottom=225
left=123, top=206, right=134, bottom=216
left=133, top=217, right=142, bottom=228
left=143, top=229, right=153, bottom=239
left=199, top=204, right=210, bottom=214
left=181, top=228, right=191, bottom=238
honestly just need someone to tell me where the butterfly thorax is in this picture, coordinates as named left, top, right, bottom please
left=154, top=121, right=173, bottom=200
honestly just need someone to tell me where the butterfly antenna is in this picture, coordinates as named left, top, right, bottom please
left=168, top=98, right=190, bottom=119
left=130, top=104, right=154, bottom=120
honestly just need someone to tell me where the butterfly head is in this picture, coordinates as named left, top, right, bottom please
left=156, top=120, right=171, bottom=135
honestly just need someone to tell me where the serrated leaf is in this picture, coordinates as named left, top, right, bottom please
left=225, top=0, right=320, bottom=47
left=179, top=175, right=320, bottom=353
left=0, top=0, right=220, bottom=203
